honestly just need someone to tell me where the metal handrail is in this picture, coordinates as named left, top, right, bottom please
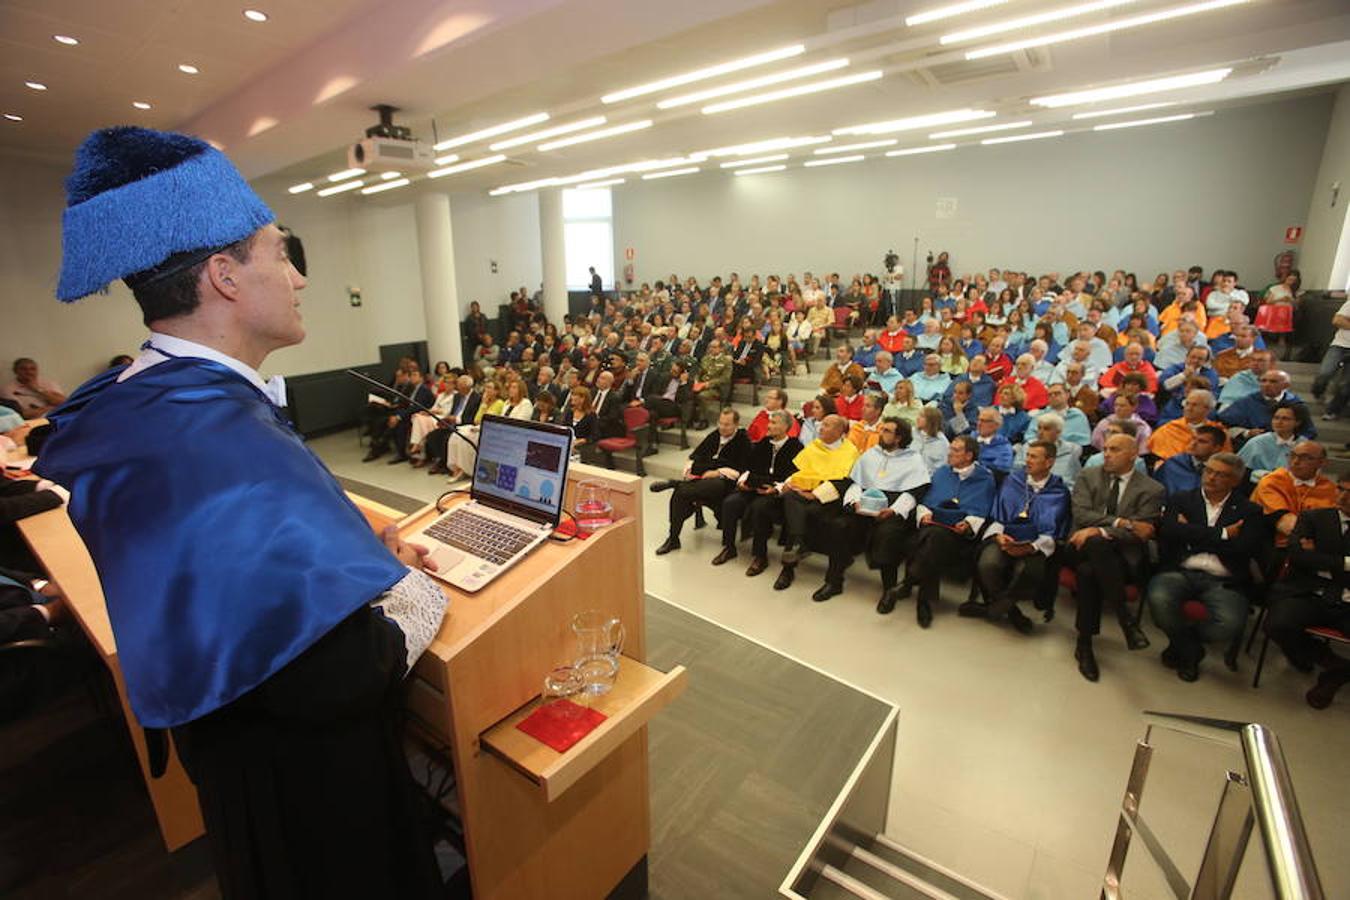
left=1125, top=711, right=1325, bottom=900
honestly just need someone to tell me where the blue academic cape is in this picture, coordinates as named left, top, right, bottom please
left=35, top=358, right=408, bottom=728
left=925, top=464, right=996, bottom=526
left=1156, top=453, right=1202, bottom=497
left=976, top=434, right=1014, bottom=472
left=991, top=469, right=1070, bottom=542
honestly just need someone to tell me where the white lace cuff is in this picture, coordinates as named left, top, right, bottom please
left=371, top=569, right=448, bottom=675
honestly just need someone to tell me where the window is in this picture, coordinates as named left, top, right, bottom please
left=563, top=188, right=613, bottom=290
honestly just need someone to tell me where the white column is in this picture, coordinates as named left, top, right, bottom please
left=415, top=191, right=463, bottom=368
left=539, top=188, right=569, bottom=325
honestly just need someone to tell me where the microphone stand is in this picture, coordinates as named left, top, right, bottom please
left=346, top=368, right=452, bottom=427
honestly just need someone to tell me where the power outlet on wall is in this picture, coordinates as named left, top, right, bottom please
left=490, top=259, right=499, bottom=274
left=348, top=285, right=362, bottom=307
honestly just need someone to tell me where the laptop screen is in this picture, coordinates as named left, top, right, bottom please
left=471, top=415, right=573, bottom=525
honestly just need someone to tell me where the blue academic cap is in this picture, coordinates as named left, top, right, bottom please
left=57, top=126, right=274, bottom=301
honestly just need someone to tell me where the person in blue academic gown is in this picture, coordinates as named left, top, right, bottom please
left=967, top=443, right=1071, bottom=631
left=888, top=436, right=996, bottom=628
left=35, top=127, right=448, bottom=898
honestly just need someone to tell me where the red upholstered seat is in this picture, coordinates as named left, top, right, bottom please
left=1181, top=600, right=1209, bottom=623
left=596, top=436, right=636, bottom=451
left=1057, top=568, right=1139, bottom=603
left=655, top=416, right=680, bottom=427
left=833, top=308, right=851, bottom=327
left=1306, top=626, right=1349, bottom=643
left=596, top=406, right=650, bottom=475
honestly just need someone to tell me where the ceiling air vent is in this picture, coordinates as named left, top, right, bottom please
left=924, top=54, right=1022, bottom=86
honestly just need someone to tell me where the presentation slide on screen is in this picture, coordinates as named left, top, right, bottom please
left=475, top=423, right=568, bottom=516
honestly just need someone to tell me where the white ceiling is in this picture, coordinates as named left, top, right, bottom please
left=5, top=0, right=1350, bottom=201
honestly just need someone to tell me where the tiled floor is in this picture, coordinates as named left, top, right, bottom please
left=313, top=428, right=1350, bottom=900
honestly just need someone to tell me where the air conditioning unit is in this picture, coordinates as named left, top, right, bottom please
left=348, top=137, right=435, bottom=173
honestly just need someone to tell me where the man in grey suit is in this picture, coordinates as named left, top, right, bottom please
left=1067, top=433, right=1166, bottom=681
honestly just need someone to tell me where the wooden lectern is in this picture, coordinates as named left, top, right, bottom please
left=19, top=461, right=682, bottom=899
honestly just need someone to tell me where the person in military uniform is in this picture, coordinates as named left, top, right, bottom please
left=695, top=339, right=732, bottom=429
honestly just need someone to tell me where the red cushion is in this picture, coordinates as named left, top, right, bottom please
left=1307, top=626, right=1350, bottom=643
left=833, top=308, right=851, bottom=326
left=656, top=417, right=680, bottom=426
left=1058, top=568, right=1139, bottom=603
left=597, top=438, right=636, bottom=452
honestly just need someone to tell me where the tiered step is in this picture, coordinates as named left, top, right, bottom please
left=808, top=833, right=1007, bottom=900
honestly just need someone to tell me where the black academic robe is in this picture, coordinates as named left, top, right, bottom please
left=171, top=605, right=443, bottom=899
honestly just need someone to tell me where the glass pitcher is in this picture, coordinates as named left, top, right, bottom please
left=571, top=610, right=624, bottom=695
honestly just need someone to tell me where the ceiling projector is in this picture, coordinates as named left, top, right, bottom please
left=348, top=104, right=434, bottom=173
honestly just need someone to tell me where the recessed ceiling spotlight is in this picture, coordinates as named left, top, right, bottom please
left=132, top=101, right=152, bottom=110
left=178, top=64, right=200, bottom=75
left=3, top=113, right=22, bottom=122
left=53, top=35, right=79, bottom=46
left=25, top=82, right=47, bottom=91
left=243, top=9, right=269, bottom=22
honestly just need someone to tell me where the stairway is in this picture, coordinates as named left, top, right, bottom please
left=805, top=832, right=1008, bottom=900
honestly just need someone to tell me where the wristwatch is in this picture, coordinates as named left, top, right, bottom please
left=31, top=578, right=49, bottom=593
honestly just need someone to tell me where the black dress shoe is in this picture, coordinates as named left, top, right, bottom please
left=711, top=547, right=737, bottom=566
left=745, top=557, right=768, bottom=577
left=648, top=479, right=678, bottom=493
left=957, top=600, right=988, bottom=619
left=916, top=599, right=933, bottom=629
left=1122, top=622, right=1151, bottom=651
left=773, top=566, right=795, bottom=591
left=643, top=446, right=660, bottom=457
left=1075, top=640, right=1100, bottom=682
left=812, top=582, right=843, bottom=603
left=387, top=454, right=411, bottom=465
left=362, top=449, right=385, bottom=462
left=1008, top=606, right=1034, bottom=635
left=1177, top=660, right=1200, bottom=682
left=428, top=463, right=449, bottom=475
left=876, top=591, right=897, bottom=615
left=655, top=537, right=681, bottom=555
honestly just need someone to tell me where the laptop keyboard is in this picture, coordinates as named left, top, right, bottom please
left=424, top=509, right=538, bottom=566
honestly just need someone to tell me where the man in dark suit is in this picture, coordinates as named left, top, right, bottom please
left=591, top=370, right=626, bottom=440
left=622, top=353, right=659, bottom=407
left=1146, top=452, right=1266, bottom=682
left=1, top=566, right=88, bottom=722
left=652, top=408, right=751, bottom=555
left=1, top=480, right=63, bottom=571
left=712, top=410, right=801, bottom=567
left=1264, top=473, right=1350, bottom=708
left=588, top=266, right=603, bottom=296
left=1067, top=433, right=1166, bottom=681
left=730, top=325, right=764, bottom=382
left=425, top=375, right=481, bottom=476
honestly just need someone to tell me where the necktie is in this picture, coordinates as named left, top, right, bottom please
left=1105, top=475, right=1121, bottom=516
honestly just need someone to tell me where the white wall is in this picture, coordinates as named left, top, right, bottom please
left=1301, top=84, right=1350, bottom=290
left=448, top=189, right=542, bottom=312
left=613, top=94, right=1334, bottom=290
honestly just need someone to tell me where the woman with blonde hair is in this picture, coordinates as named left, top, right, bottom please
left=936, top=336, right=968, bottom=375
left=883, top=379, right=923, bottom=424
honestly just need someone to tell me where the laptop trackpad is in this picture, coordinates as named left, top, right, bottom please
left=430, top=545, right=466, bottom=573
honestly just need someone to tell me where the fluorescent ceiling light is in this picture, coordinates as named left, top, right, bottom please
left=929, top=120, right=1031, bottom=139
left=538, top=120, right=652, bottom=151
left=361, top=178, right=411, bottom=195
left=702, top=70, right=882, bottom=115
left=966, top=0, right=1249, bottom=60
left=433, top=153, right=461, bottom=165
left=428, top=154, right=508, bottom=178
left=25, top=82, right=47, bottom=91
left=53, top=35, right=79, bottom=45
left=243, top=9, right=269, bottom=22
left=490, top=177, right=560, bottom=196
left=1030, top=67, right=1231, bottom=107
left=489, top=116, right=607, bottom=150
left=702, top=135, right=832, bottom=157
left=940, top=0, right=1135, bottom=44
left=178, top=64, right=199, bottom=75
left=625, top=156, right=704, bottom=172
left=907, top=0, right=1010, bottom=27
left=803, top=155, right=865, bottom=167
left=434, top=112, right=549, bottom=151
left=326, top=167, right=365, bottom=182
left=601, top=45, right=805, bottom=104
left=1071, top=101, right=1176, bottom=119
left=287, top=182, right=314, bottom=194
left=834, top=108, right=994, bottom=136
left=1093, top=111, right=1205, bottom=130
left=656, top=59, right=850, bottom=109
left=720, top=154, right=790, bottom=168
left=132, top=101, right=152, bottom=110
left=886, top=144, right=958, bottom=156
left=380, top=171, right=402, bottom=180
left=733, top=165, right=787, bottom=176
left=317, top=180, right=364, bottom=197
left=981, top=130, right=1064, bottom=144
left=641, top=167, right=700, bottom=180
left=3, top=114, right=23, bottom=122
left=814, top=139, right=897, bottom=154
left=576, top=178, right=626, bottom=189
